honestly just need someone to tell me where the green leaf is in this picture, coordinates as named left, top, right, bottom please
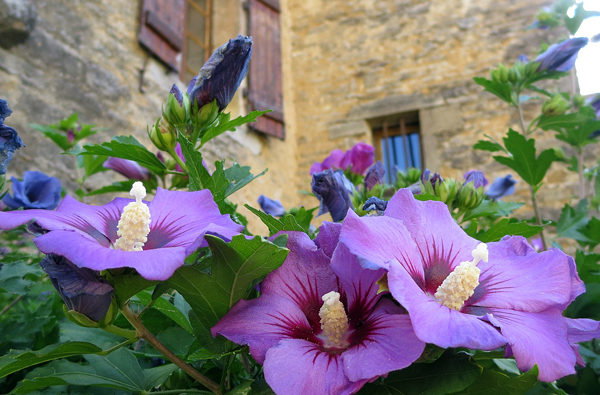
left=79, top=136, right=166, bottom=175
left=537, top=110, right=600, bottom=148
left=78, top=154, right=108, bottom=179
left=178, top=133, right=210, bottom=191
left=134, top=291, right=193, bottom=335
left=168, top=235, right=288, bottom=350
left=475, top=218, right=542, bottom=242
left=493, top=129, right=557, bottom=186
left=200, top=110, right=270, bottom=146
left=462, top=200, right=523, bottom=221
left=31, top=124, right=72, bottom=151
left=224, top=163, right=267, bottom=198
left=473, top=139, right=506, bottom=153
left=245, top=205, right=307, bottom=235
left=0, top=342, right=103, bottom=379
left=461, top=365, right=538, bottom=394
left=358, top=352, right=482, bottom=395
left=13, top=348, right=171, bottom=393
left=579, top=217, right=600, bottom=248
left=574, top=250, right=600, bottom=284
left=556, top=201, right=590, bottom=242
left=473, top=77, right=513, bottom=104
left=0, top=259, right=44, bottom=294
left=108, top=272, right=156, bottom=306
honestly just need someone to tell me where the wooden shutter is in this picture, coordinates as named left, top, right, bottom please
left=139, top=0, right=185, bottom=70
left=247, top=0, right=285, bottom=139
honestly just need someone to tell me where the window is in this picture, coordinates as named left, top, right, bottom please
left=138, top=0, right=212, bottom=81
left=370, top=111, right=422, bottom=183
left=181, top=0, right=212, bottom=82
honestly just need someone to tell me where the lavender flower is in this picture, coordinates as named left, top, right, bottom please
left=312, top=169, right=354, bottom=222
left=0, top=99, right=25, bottom=175
left=188, top=35, right=252, bottom=111
left=258, top=195, right=285, bottom=216
left=41, top=254, right=114, bottom=322
left=212, top=225, right=424, bottom=394
left=103, top=157, right=151, bottom=181
left=340, top=189, right=597, bottom=382
left=0, top=183, right=242, bottom=280
left=486, top=174, right=517, bottom=200
left=2, top=171, right=62, bottom=210
left=535, top=37, right=588, bottom=72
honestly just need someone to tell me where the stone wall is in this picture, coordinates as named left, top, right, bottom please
left=282, top=0, right=583, bottom=220
left=0, top=0, right=298, bottom=232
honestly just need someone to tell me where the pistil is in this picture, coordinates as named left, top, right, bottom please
left=434, top=243, right=488, bottom=311
left=319, top=291, right=349, bottom=349
left=114, top=182, right=151, bottom=252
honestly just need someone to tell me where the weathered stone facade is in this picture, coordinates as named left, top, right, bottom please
left=1, top=0, right=585, bottom=228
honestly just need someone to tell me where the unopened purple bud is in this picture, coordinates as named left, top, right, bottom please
left=486, top=174, right=517, bottom=200
left=517, top=54, right=528, bottom=63
left=463, top=170, right=488, bottom=188
left=362, top=196, right=387, bottom=213
left=258, top=195, right=285, bottom=216
left=535, top=37, right=588, bottom=72
left=103, top=157, right=151, bottom=181
left=0, top=99, right=13, bottom=122
left=364, top=161, right=385, bottom=190
left=312, top=169, right=354, bottom=222
left=41, top=254, right=114, bottom=322
left=420, top=169, right=443, bottom=193
left=188, top=35, right=252, bottom=111
left=0, top=99, right=25, bottom=175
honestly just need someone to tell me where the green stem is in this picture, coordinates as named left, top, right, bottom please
left=120, top=304, right=221, bottom=394
left=103, top=324, right=137, bottom=339
left=0, top=294, right=23, bottom=316
left=516, top=100, right=547, bottom=250
left=97, top=337, right=138, bottom=356
left=576, top=148, right=586, bottom=200
left=167, top=147, right=188, bottom=174
left=530, top=186, right=548, bottom=250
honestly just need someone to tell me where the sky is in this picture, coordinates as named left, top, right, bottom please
left=575, top=0, right=600, bottom=95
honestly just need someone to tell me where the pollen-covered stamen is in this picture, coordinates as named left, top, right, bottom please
left=114, top=182, right=151, bottom=252
left=319, top=291, right=349, bottom=349
left=434, top=243, right=488, bottom=311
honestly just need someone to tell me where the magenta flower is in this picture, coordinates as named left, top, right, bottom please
left=310, top=143, right=375, bottom=176
left=340, top=189, right=597, bottom=382
left=103, top=157, right=151, bottom=181
left=0, top=185, right=242, bottom=280
left=212, top=224, right=425, bottom=394
left=340, top=142, right=374, bottom=175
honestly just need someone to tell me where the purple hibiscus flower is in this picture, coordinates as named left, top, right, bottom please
left=340, top=189, right=598, bottom=382
left=212, top=224, right=425, bottom=394
left=364, top=161, right=385, bottom=190
left=0, top=99, right=25, bottom=175
left=535, top=37, right=588, bottom=72
left=0, top=183, right=242, bottom=280
left=486, top=174, right=516, bottom=200
left=463, top=170, right=488, bottom=188
left=2, top=170, right=62, bottom=210
left=103, top=157, right=151, bottom=181
left=258, top=194, right=285, bottom=216
left=310, top=149, right=345, bottom=175
left=312, top=169, right=354, bottom=222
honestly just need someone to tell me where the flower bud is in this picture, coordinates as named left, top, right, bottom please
left=542, top=94, right=570, bottom=116
left=535, top=37, right=588, bottom=72
left=163, top=84, right=189, bottom=127
left=437, top=178, right=459, bottom=205
left=191, top=99, right=219, bottom=130
left=148, top=117, right=176, bottom=151
left=457, top=182, right=484, bottom=209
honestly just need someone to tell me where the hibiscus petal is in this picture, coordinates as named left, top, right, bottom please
left=340, top=209, right=424, bottom=279
left=146, top=188, right=243, bottom=249
left=384, top=189, right=478, bottom=270
left=388, top=263, right=507, bottom=350
left=261, top=231, right=338, bottom=329
left=264, top=338, right=366, bottom=395
left=473, top=237, right=573, bottom=311
left=211, top=296, right=311, bottom=364
left=489, top=308, right=576, bottom=382
left=342, top=312, right=425, bottom=382
left=314, top=221, right=341, bottom=258
left=34, top=230, right=188, bottom=281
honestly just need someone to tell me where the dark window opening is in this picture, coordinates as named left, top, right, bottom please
left=371, top=111, right=422, bottom=183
